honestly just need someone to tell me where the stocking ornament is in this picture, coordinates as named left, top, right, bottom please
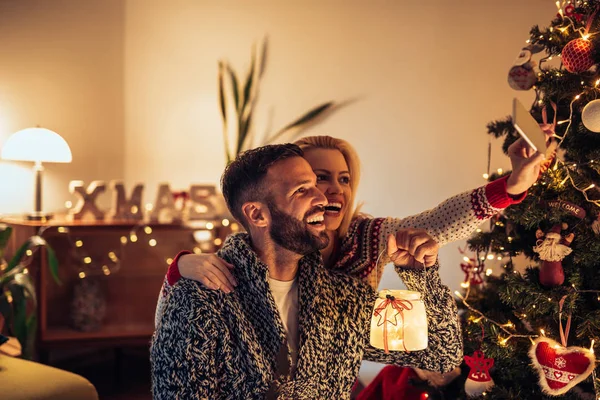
left=529, top=337, right=595, bottom=396
left=533, top=223, right=574, bottom=287
left=464, top=350, right=495, bottom=397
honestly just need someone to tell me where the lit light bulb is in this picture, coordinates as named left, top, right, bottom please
left=144, top=226, right=153, bottom=234
left=75, top=240, right=83, bottom=247
left=149, top=239, right=157, bottom=247
left=482, top=173, right=489, bottom=179
left=222, top=219, right=230, bottom=227
left=206, top=222, right=214, bottom=230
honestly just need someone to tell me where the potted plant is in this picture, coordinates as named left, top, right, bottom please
left=218, top=37, right=338, bottom=164
left=0, top=224, right=59, bottom=359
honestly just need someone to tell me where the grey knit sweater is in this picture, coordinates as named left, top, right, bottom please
left=151, top=233, right=460, bottom=400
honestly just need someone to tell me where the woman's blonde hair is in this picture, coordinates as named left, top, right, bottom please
left=294, top=135, right=362, bottom=238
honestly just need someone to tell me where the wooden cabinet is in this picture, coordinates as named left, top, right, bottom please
left=2, top=217, right=232, bottom=355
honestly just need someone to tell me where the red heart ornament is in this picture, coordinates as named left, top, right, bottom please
left=529, top=337, right=596, bottom=396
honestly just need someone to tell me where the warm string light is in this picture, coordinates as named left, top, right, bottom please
left=554, top=161, right=600, bottom=207
left=50, top=219, right=225, bottom=278
left=455, top=291, right=538, bottom=345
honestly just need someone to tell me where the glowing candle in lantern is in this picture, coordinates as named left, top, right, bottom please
left=370, top=289, right=428, bottom=352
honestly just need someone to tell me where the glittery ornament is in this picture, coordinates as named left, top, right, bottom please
left=562, top=39, right=595, bottom=73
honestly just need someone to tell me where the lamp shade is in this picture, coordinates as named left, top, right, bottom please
left=1, top=127, right=72, bottom=163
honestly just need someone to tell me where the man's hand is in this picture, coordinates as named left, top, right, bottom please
left=386, top=229, right=439, bottom=268
left=179, top=253, right=237, bottom=293
left=506, top=138, right=546, bottom=195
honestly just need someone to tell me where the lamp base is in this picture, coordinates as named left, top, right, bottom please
left=26, top=212, right=53, bottom=221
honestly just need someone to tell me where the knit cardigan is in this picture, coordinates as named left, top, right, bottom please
left=152, top=234, right=460, bottom=400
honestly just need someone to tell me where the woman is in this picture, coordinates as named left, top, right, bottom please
left=158, top=135, right=541, bottom=374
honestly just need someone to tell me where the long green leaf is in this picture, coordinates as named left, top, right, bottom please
left=45, top=245, right=60, bottom=285
left=239, top=112, right=254, bottom=153
left=13, top=273, right=37, bottom=308
left=225, top=64, right=240, bottom=112
left=258, top=36, right=268, bottom=79
left=0, top=294, right=12, bottom=332
left=5, top=239, right=30, bottom=274
left=218, top=62, right=231, bottom=163
left=24, top=314, right=36, bottom=359
left=10, top=284, right=27, bottom=352
left=266, top=102, right=335, bottom=144
left=0, top=226, right=12, bottom=260
left=237, top=47, right=257, bottom=155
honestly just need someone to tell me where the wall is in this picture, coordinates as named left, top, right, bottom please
left=0, top=0, right=125, bottom=215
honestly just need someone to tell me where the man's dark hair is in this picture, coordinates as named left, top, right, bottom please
left=221, top=143, right=304, bottom=231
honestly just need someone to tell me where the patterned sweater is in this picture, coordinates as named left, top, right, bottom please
left=152, top=234, right=464, bottom=400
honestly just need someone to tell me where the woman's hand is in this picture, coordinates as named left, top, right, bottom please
left=506, top=137, right=545, bottom=195
left=386, top=229, right=439, bottom=268
left=178, top=253, right=237, bottom=293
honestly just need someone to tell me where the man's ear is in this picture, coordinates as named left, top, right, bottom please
left=241, top=202, right=269, bottom=228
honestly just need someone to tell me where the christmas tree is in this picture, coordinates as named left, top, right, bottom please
left=433, top=2, right=600, bottom=399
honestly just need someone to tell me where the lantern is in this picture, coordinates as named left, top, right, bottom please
left=370, top=289, right=428, bottom=353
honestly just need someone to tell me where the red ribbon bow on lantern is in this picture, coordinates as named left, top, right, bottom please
left=373, top=294, right=414, bottom=353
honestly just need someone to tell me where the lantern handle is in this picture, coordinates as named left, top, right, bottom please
left=374, top=246, right=427, bottom=295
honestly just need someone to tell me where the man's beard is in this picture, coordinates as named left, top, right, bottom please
left=267, top=199, right=329, bottom=255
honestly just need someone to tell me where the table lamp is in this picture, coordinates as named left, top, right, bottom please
left=1, top=127, right=72, bottom=220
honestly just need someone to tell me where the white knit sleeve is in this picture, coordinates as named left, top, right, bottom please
left=378, top=186, right=502, bottom=249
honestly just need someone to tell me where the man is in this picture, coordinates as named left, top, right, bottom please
left=151, top=144, right=443, bottom=399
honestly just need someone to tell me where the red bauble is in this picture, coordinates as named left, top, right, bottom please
left=539, top=260, right=565, bottom=287
left=562, top=39, right=595, bottom=73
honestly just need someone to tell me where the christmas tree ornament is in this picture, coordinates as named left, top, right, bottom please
left=582, top=99, right=600, bottom=132
left=529, top=337, right=595, bottom=396
left=464, top=350, right=495, bottom=397
left=592, top=214, right=600, bottom=235
left=533, top=223, right=575, bottom=287
left=557, top=1, right=584, bottom=21
left=460, top=258, right=484, bottom=286
left=561, top=38, right=595, bottom=73
left=508, top=46, right=540, bottom=90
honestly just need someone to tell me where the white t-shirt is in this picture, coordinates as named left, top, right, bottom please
left=268, top=277, right=299, bottom=375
